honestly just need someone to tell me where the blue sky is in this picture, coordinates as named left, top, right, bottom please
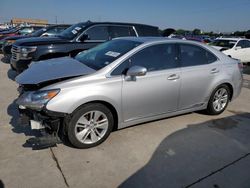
left=0, top=0, right=250, bottom=32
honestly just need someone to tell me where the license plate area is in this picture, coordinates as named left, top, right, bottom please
left=30, top=120, right=45, bottom=130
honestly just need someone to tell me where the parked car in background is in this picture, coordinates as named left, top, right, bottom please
left=185, top=35, right=206, bottom=43
left=15, top=37, right=242, bottom=148
left=2, top=24, right=70, bottom=60
left=168, top=34, right=186, bottom=40
left=10, top=21, right=160, bottom=73
left=0, top=26, right=43, bottom=50
left=210, top=38, right=250, bottom=63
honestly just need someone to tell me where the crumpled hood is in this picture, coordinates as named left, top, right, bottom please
left=16, top=57, right=96, bottom=85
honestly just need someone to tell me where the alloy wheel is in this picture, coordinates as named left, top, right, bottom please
left=74, top=110, right=109, bottom=144
left=212, top=88, right=228, bottom=112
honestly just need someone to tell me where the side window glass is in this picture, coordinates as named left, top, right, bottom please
left=57, top=27, right=66, bottom=33
left=236, top=40, right=245, bottom=48
left=180, top=44, right=217, bottom=67
left=47, top=28, right=58, bottom=35
left=111, top=43, right=177, bottom=75
left=110, top=26, right=136, bottom=38
left=85, top=26, right=109, bottom=40
left=244, top=40, right=250, bottom=48
left=111, top=60, right=130, bottom=76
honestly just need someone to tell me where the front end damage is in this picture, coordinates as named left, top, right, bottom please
left=16, top=85, right=69, bottom=149
left=14, top=56, right=96, bottom=149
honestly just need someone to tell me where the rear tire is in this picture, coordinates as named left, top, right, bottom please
left=67, top=103, right=114, bottom=149
left=206, top=84, right=230, bottom=115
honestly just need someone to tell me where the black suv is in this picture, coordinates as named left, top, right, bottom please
left=2, top=24, right=70, bottom=59
left=11, top=21, right=160, bottom=73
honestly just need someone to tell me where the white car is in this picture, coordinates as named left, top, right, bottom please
left=211, top=38, right=250, bottom=63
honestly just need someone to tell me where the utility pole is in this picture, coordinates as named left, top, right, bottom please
left=55, top=16, right=57, bottom=24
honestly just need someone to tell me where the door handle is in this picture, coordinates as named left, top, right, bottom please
left=167, top=74, right=180, bottom=80
left=210, top=68, right=219, bottom=74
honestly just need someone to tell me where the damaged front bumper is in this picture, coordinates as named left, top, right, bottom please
left=17, top=104, right=69, bottom=149
left=18, top=106, right=66, bottom=131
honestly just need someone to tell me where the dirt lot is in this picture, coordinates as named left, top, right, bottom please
left=0, top=54, right=250, bottom=188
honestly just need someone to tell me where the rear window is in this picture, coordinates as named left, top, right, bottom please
left=180, top=44, right=217, bottom=67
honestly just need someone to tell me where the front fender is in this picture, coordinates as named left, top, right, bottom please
left=46, top=81, right=122, bottom=123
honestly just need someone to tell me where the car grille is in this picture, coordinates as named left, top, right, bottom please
left=11, top=45, right=21, bottom=61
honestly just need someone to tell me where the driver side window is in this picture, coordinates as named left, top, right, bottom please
left=111, top=43, right=178, bottom=75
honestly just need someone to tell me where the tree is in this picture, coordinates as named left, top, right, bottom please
left=192, top=28, right=202, bottom=35
left=175, top=29, right=189, bottom=35
left=162, top=28, right=176, bottom=37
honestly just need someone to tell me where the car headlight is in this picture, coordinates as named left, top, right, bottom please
left=17, top=89, right=60, bottom=110
left=21, top=46, right=37, bottom=53
left=20, top=46, right=37, bottom=59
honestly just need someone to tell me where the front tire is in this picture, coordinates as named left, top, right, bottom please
left=206, top=84, right=230, bottom=115
left=67, top=103, right=114, bottom=149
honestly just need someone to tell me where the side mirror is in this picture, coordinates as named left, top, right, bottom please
left=126, top=66, right=147, bottom=77
left=235, top=46, right=242, bottom=50
left=79, top=34, right=89, bottom=42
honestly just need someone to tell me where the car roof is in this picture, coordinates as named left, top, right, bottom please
left=114, top=37, right=172, bottom=43
left=114, top=37, right=205, bottom=45
left=76, top=21, right=158, bottom=29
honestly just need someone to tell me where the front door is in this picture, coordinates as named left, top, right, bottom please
left=120, top=43, right=181, bottom=122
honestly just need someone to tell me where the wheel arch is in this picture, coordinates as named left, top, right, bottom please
left=71, top=100, right=120, bottom=132
left=210, top=82, right=234, bottom=101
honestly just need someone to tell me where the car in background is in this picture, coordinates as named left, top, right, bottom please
left=15, top=37, right=242, bottom=148
left=2, top=24, right=70, bottom=60
left=185, top=35, right=206, bottom=43
left=0, top=26, right=43, bottom=50
left=11, top=21, right=160, bottom=73
left=168, top=34, right=186, bottom=40
left=210, top=38, right=250, bottom=63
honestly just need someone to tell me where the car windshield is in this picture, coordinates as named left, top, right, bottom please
left=31, top=28, right=47, bottom=37
left=59, top=23, right=86, bottom=40
left=75, top=39, right=142, bottom=70
left=210, top=39, right=237, bottom=48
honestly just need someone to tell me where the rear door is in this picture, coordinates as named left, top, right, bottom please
left=178, top=43, right=219, bottom=110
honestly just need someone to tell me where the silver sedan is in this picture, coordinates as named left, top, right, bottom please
left=16, top=37, right=243, bottom=148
